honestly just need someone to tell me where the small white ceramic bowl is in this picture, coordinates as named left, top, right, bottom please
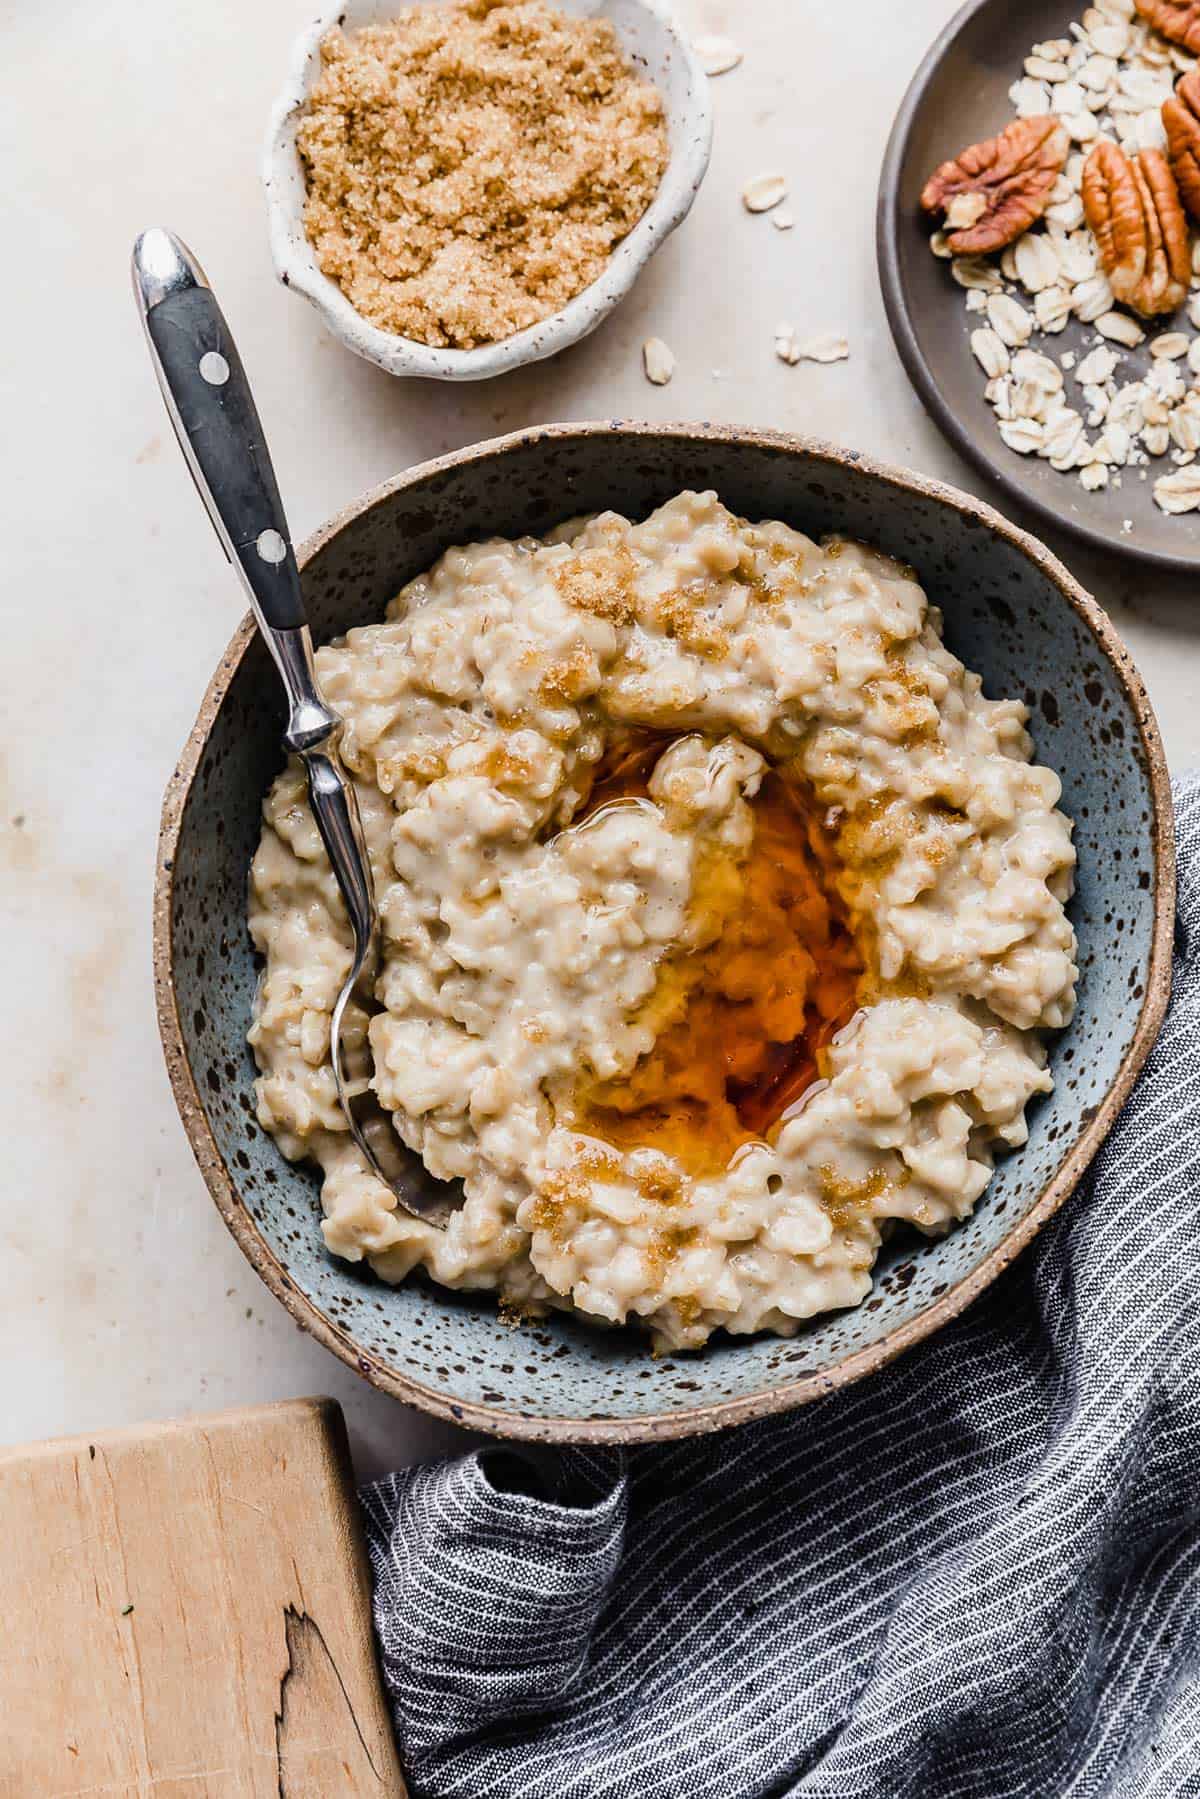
left=263, top=0, right=713, bottom=381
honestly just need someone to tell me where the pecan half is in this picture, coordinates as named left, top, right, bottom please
left=1135, top=0, right=1200, bottom=52
left=1081, top=141, right=1190, bottom=317
left=920, top=116, right=1070, bottom=254
left=1164, top=67, right=1200, bottom=220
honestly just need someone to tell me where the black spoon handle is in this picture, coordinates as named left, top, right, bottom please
left=131, top=226, right=304, bottom=633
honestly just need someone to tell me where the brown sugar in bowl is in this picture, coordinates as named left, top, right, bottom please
left=155, top=424, right=1174, bottom=1444
left=263, top=0, right=714, bottom=380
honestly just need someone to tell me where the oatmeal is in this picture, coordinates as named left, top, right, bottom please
left=248, top=493, right=1077, bottom=1352
left=297, top=0, right=669, bottom=349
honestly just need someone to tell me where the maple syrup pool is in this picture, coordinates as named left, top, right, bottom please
left=567, top=734, right=865, bottom=1178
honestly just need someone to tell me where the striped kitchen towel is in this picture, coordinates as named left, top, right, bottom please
left=361, top=775, right=1200, bottom=1799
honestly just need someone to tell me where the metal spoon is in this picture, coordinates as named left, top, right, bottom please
left=132, top=227, right=455, bottom=1228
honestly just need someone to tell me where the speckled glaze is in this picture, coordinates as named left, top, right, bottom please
left=262, top=0, right=713, bottom=382
left=155, top=424, right=1175, bottom=1444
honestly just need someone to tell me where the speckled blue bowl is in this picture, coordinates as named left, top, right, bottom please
left=155, top=425, right=1174, bottom=1443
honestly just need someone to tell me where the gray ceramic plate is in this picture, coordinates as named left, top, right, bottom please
left=878, top=0, right=1200, bottom=572
left=155, top=423, right=1174, bottom=1444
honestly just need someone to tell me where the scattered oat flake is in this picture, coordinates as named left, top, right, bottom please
left=986, top=293, right=1033, bottom=348
left=951, top=256, right=1003, bottom=292
left=1046, top=192, right=1085, bottom=230
left=1154, top=466, right=1200, bottom=511
left=642, top=337, right=674, bottom=385
left=1014, top=234, right=1061, bottom=292
left=743, top=172, right=787, bottom=213
left=1147, top=361, right=1185, bottom=403
left=1095, top=311, right=1145, bottom=347
left=1000, top=418, right=1045, bottom=454
left=1064, top=111, right=1099, bottom=142
left=1034, top=286, right=1072, bottom=332
left=1052, top=81, right=1087, bottom=116
left=1083, top=383, right=1110, bottom=428
left=1076, top=344, right=1118, bottom=385
left=1129, top=107, right=1167, bottom=152
left=1079, top=51, right=1118, bottom=91
left=1150, top=332, right=1189, bottom=360
left=775, top=326, right=800, bottom=366
left=1044, top=410, right=1085, bottom=461
left=1171, top=405, right=1200, bottom=452
left=794, top=332, right=849, bottom=364
left=986, top=374, right=1014, bottom=417
left=694, top=34, right=742, bottom=75
left=1073, top=274, right=1114, bottom=322
left=971, top=328, right=1010, bottom=378
left=1012, top=76, right=1051, bottom=116
left=1057, top=232, right=1097, bottom=283
left=1026, top=54, right=1070, bottom=81
left=1013, top=348, right=1063, bottom=390
left=771, top=207, right=795, bottom=231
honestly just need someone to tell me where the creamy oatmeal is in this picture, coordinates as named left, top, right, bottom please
left=248, top=493, right=1077, bottom=1351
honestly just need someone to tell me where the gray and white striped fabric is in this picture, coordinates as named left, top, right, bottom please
left=361, top=775, right=1200, bottom=1799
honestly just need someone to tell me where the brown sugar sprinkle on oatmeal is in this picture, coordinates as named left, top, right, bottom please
left=297, top=0, right=670, bottom=349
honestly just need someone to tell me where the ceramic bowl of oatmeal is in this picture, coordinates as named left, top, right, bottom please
left=156, top=424, right=1173, bottom=1442
left=263, top=0, right=712, bottom=379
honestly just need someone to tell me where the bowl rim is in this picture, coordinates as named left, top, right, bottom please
left=262, top=0, right=714, bottom=382
left=876, top=0, right=1200, bottom=575
left=154, top=420, right=1177, bottom=1444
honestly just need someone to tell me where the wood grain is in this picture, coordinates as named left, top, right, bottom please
left=0, top=1397, right=407, bottom=1797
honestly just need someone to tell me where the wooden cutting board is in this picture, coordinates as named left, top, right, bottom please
left=0, top=1397, right=408, bottom=1797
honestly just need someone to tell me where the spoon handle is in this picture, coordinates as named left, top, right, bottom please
left=131, top=224, right=377, bottom=961
left=131, top=227, right=306, bottom=636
